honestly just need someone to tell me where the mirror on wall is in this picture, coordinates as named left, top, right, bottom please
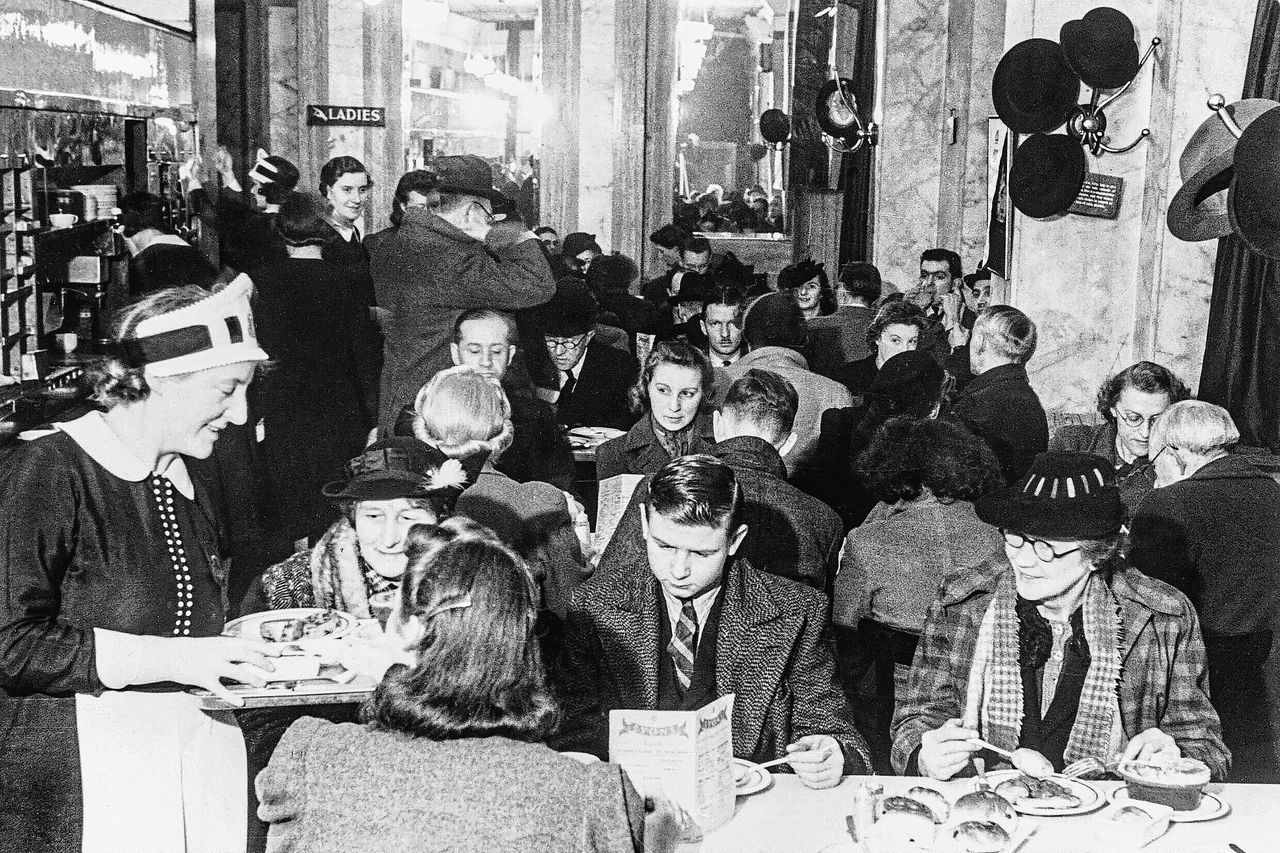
left=403, top=0, right=543, bottom=223
left=673, top=0, right=788, bottom=237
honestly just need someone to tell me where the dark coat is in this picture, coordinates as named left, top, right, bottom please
left=1128, top=454, right=1280, bottom=637
left=594, top=412, right=715, bottom=481
left=321, top=224, right=375, bottom=308
left=128, top=239, right=217, bottom=296
left=597, top=436, right=843, bottom=591
left=949, top=362, right=1048, bottom=483
left=373, top=209, right=556, bottom=432
left=596, top=289, right=664, bottom=342
left=553, top=557, right=872, bottom=773
left=206, top=186, right=287, bottom=275
left=554, top=341, right=641, bottom=433
left=1050, top=421, right=1155, bottom=524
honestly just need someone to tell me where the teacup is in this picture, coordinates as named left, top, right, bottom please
left=49, top=213, right=79, bottom=229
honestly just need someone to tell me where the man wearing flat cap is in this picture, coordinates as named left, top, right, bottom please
left=891, top=451, right=1228, bottom=782
left=530, top=279, right=639, bottom=432
left=372, top=154, right=556, bottom=433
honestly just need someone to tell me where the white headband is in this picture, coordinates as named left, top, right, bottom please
left=124, top=275, right=270, bottom=376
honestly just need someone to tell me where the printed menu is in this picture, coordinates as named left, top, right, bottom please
left=608, top=694, right=736, bottom=835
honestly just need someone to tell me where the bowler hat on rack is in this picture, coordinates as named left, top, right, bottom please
left=1167, top=98, right=1280, bottom=242
left=1060, top=7, right=1140, bottom=90
left=1008, top=133, right=1086, bottom=218
left=992, top=39, right=1080, bottom=134
left=1228, top=104, right=1280, bottom=260
left=429, top=155, right=508, bottom=206
left=976, top=451, right=1123, bottom=540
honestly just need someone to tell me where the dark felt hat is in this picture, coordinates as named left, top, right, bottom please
left=1060, top=7, right=1140, bottom=90
left=992, top=39, right=1081, bottom=134
left=1009, top=133, right=1087, bottom=218
left=429, top=154, right=508, bottom=206
left=1228, top=104, right=1280, bottom=261
left=669, top=271, right=712, bottom=305
left=976, top=451, right=1123, bottom=540
left=531, top=278, right=600, bottom=337
left=1167, top=99, right=1279, bottom=242
left=561, top=232, right=602, bottom=259
left=322, top=437, right=474, bottom=506
left=866, top=350, right=945, bottom=417
left=743, top=292, right=806, bottom=350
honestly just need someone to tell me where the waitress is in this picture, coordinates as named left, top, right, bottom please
left=0, top=277, right=277, bottom=853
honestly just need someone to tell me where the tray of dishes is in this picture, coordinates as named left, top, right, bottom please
left=567, top=426, right=626, bottom=449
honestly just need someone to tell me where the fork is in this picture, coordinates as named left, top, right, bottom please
left=1061, top=755, right=1118, bottom=779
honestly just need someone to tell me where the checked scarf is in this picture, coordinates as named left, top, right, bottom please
left=964, top=570, right=1125, bottom=764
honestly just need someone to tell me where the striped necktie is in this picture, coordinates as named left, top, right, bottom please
left=668, top=599, right=699, bottom=689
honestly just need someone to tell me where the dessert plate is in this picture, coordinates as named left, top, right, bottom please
left=1108, top=786, right=1230, bottom=822
left=732, top=757, right=773, bottom=796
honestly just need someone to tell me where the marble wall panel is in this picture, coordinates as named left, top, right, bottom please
left=577, top=0, right=614, bottom=246
left=873, top=0, right=949, bottom=292
left=956, top=0, right=1004, bottom=266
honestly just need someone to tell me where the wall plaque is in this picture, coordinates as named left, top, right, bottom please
left=307, top=105, right=386, bottom=127
left=1069, top=173, right=1124, bottom=219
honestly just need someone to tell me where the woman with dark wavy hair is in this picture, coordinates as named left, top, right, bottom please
left=832, top=415, right=1004, bottom=771
left=257, top=521, right=651, bottom=852
left=1050, top=360, right=1191, bottom=522
left=595, top=339, right=716, bottom=480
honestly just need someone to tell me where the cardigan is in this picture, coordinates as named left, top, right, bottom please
left=258, top=718, right=643, bottom=853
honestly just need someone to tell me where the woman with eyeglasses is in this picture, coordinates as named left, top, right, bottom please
left=257, top=520, right=669, bottom=852
left=1049, top=361, right=1190, bottom=524
left=892, top=451, right=1227, bottom=783
left=595, top=340, right=716, bottom=481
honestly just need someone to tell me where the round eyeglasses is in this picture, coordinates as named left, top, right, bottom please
left=1000, top=529, right=1082, bottom=562
left=545, top=334, right=589, bottom=353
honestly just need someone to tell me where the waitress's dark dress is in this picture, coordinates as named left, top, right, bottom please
left=0, top=413, right=230, bottom=851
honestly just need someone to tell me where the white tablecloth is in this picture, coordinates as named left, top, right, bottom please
left=679, top=775, right=1280, bottom=853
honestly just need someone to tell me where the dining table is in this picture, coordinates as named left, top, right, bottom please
left=678, top=774, right=1280, bottom=853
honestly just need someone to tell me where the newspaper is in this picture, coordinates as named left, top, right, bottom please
left=593, top=473, right=643, bottom=556
left=608, top=694, right=736, bottom=836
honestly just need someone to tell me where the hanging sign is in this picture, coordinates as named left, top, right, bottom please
left=307, top=105, right=386, bottom=127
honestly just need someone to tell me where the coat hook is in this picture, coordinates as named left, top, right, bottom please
left=1208, top=94, right=1244, bottom=139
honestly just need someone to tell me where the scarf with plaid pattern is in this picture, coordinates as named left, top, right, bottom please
left=964, top=569, right=1125, bottom=763
left=309, top=518, right=398, bottom=619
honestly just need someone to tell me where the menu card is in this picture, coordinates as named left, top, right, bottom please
left=608, top=693, right=736, bottom=835
left=593, top=473, right=643, bottom=557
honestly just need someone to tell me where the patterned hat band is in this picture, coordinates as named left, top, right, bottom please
left=1019, top=465, right=1108, bottom=500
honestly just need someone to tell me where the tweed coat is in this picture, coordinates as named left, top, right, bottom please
left=597, top=436, right=842, bottom=591
left=890, top=556, right=1229, bottom=779
left=373, top=208, right=556, bottom=431
left=258, top=718, right=643, bottom=853
left=594, top=412, right=716, bottom=481
left=553, top=557, right=872, bottom=773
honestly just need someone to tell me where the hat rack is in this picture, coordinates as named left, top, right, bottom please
left=1066, top=37, right=1160, bottom=156
left=1207, top=94, right=1244, bottom=138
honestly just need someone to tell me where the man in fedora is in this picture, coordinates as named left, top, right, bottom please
left=891, top=451, right=1228, bottom=781
left=371, top=154, right=556, bottom=433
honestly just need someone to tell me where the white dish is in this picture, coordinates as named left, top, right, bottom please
left=567, top=426, right=626, bottom=447
left=560, top=751, right=601, bottom=765
left=223, top=607, right=357, bottom=647
left=1108, top=786, right=1230, bottom=822
left=983, top=769, right=1105, bottom=816
left=732, top=757, right=773, bottom=796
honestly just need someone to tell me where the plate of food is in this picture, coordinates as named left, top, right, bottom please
left=732, top=757, right=773, bottom=796
left=864, top=786, right=1037, bottom=852
left=223, top=608, right=357, bottom=647
left=567, top=426, right=626, bottom=448
left=982, top=769, right=1104, bottom=816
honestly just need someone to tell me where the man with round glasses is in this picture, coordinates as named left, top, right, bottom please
left=891, top=451, right=1228, bottom=782
left=530, top=279, right=638, bottom=431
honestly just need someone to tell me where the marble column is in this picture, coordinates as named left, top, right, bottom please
left=578, top=0, right=614, bottom=247
left=540, top=0, right=581, bottom=236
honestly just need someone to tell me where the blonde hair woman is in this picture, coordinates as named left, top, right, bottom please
left=413, top=366, right=588, bottom=617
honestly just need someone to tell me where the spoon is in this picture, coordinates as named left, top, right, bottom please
left=967, top=738, right=1055, bottom=778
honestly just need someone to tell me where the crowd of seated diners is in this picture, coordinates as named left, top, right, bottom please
left=2, top=152, right=1275, bottom=853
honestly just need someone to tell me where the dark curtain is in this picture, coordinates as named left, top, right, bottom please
left=1198, top=0, right=1280, bottom=449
